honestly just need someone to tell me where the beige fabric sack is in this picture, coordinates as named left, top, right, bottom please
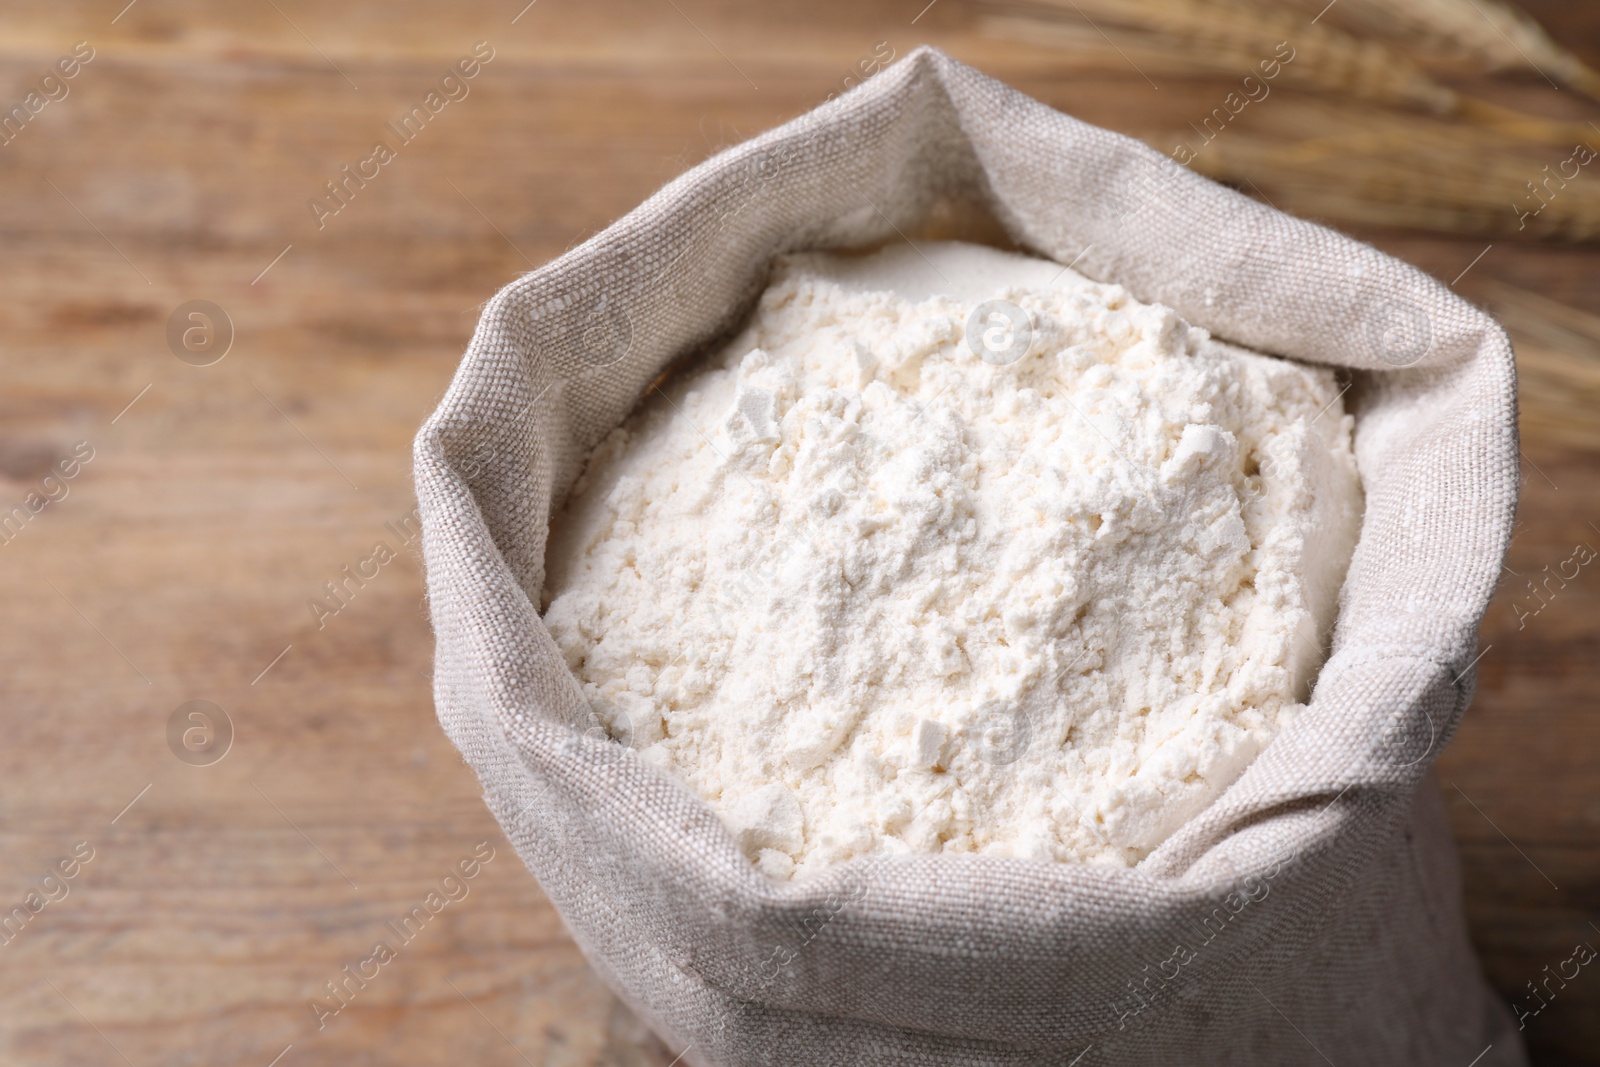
left=414, top=46, right=1523, bottom=1066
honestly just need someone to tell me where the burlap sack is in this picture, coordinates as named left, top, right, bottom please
left=414, top=46, right=1522, bottom=1066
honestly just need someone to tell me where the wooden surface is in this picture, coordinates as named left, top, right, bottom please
left=0, top=1, right=1596, bottom=1064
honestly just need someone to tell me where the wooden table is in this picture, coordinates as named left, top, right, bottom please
left=0, top=2, right=1595, bottom=1064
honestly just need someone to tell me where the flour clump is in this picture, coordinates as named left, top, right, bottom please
left=542, top=240, right=1363, bottom=880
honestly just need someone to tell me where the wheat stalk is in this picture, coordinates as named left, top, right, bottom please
left=1168, top=98, right=1600, bottom=240
left=1476, top=282, right=1600, bottom=451
left=1311, top=0, right=1600, bottom=99
left=977, top=0, right=1600, bottom=238
left=1484, top=280, right=1600, bottom=349
left=983, top=0, right=1458, bottom=111
left=980, top=0, right=1600, bottom=143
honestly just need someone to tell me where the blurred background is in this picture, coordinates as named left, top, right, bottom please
left=0, top=1, right=1596, bottom=1064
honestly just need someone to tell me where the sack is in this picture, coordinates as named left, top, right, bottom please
left=414, top=45, right=1523, bottom=1066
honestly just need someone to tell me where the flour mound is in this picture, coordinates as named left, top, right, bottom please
left=543, top=241, right=1362, bottom=880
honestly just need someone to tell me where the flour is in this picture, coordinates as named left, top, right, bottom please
left=542, top=241, right=1363, bottom=880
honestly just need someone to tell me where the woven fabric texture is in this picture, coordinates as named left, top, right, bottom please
left=413, top=46, right=1523, bottom=1066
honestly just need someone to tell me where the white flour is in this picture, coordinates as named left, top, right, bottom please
left=543, top=241, right=1363, bottom=879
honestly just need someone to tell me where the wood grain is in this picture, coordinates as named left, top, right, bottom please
left=0, top=2, right=1596, bottom=1065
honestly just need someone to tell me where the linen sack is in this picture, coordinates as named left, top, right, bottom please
left=414, top=45, right=1522, bottom=1066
